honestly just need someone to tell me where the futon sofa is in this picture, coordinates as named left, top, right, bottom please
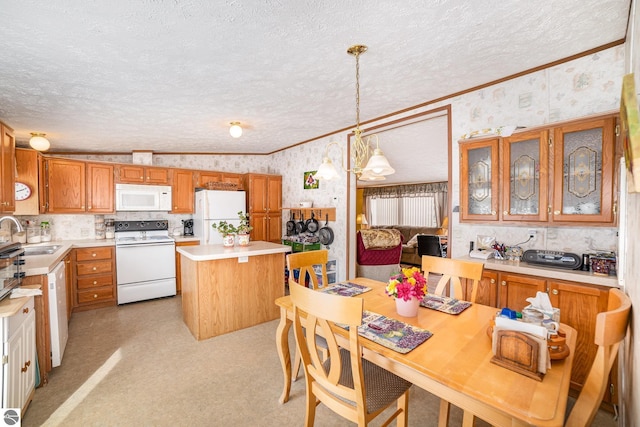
left=370, top=225, right=440, bottom=265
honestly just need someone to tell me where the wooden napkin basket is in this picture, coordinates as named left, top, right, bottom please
left=490, top=329, right=545, bottom=381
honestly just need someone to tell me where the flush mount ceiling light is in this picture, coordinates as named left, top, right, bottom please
left=29, top=132, right=50, bottom=151
left=314, top=45, right=394, bottom=182
left=229, top=122, right=243, bottom=138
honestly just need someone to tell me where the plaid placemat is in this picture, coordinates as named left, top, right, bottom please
left=340, top=311, right=432, bottom=354
left=319, top=282, right=371, bottom=297
left=420, top=295, right=472, bottom=315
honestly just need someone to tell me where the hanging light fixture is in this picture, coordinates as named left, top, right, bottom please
left=229, top=122, right=243, bottom=138
left=314, top=45, right=394, bottom=181
left=29, top=132, right=50, bottom=151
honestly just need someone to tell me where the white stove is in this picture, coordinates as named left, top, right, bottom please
left=114, top=220, right=176, bottom=304
left=114, top=220, right=174, bottom=245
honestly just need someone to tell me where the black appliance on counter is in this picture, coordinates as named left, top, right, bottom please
left=182, top=219, right=194, bottom=236
left=522, top=249, right=582, bottom=270
left=0, top=242, right=25, bottom=301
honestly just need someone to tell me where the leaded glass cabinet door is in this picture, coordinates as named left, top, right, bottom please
left=552, top=116, right=616, bottom=224
left=502, top=130, right=549, bottom=222
left=460, top=138, right=499, bottom=221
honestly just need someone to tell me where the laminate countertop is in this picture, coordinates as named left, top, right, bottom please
left=458, top=255, right=619, bottom=287
left=177, top=241, right=291, bottom=261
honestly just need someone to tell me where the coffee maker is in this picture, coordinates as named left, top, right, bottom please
left=182, top=219, right=194, bottom=236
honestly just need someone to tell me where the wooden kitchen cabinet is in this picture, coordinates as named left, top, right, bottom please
left=196, top=171, right=244, bottom=190
left=547, top=279, right=610, bottom=393
left=0, top=122, right=16, bottom=213
left=501, top=129, right=549, bottom=222
left=86, top=162, right=114, bottom=213
left=477, top=268, right=616, bottom=406
left=73, top=246, right=117, bottom=312
left=46, top=158, right=86, bottom=213
left=175, top=240, right=199, bottom=294
left=459, top=138, right=500, bottom=221
left=14, top=148, right=46, bottom=215
left=1, top=297, right=36, bottom=412
left=551, top=116, right=616, bottom=224
left=46, top=158, right=114, bottom=213
left=171, top=169, right=194, bottom=213
left=244, top=173, right=282, bottom=243
left=115, top=164, right=170, bottom=184
left=463, top=269, right=499, bottom=307
left=459, top=113, right=618, bottom=225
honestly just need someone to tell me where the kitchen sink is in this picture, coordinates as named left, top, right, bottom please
left=22, top=245, right=63, bottom=256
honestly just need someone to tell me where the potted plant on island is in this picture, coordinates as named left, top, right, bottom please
left=236, top=211, right=253, bottom=246
left=211, top=220, right=238, bottom=247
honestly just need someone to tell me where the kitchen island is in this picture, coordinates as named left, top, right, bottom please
left=177, top=241, right=291, bottom=340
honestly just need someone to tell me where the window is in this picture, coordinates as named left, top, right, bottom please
left=364, top=182, right=447, bottom=227
left=369, top=195, right=437, bottom=227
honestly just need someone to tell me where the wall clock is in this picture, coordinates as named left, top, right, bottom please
left=15, top=182, right=32, bottom=201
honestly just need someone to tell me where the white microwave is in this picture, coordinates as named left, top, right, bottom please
left=115, top=184, right=172, bottom=211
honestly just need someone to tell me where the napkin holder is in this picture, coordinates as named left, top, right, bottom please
left=490, top=317, right=549, bottom=381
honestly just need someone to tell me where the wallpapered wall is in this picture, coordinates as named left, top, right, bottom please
left=28, top=44, right=626, bottom=283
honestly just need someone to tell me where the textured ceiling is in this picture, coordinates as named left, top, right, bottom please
left=0, top=0, right=630, bottom=155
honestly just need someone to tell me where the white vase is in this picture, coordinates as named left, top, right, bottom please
left=237, top=233, right=250, bottom=246
left=395, top=297, right=420, bottom=317
left=222, top=234, right=235, bottom=247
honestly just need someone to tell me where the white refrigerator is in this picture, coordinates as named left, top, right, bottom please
left=193, top=190, right=247, bottom=245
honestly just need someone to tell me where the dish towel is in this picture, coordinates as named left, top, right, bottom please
left=11, top=288, right=43, bottom=298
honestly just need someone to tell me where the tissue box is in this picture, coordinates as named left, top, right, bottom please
left=524, top=304, right=560, bottom=323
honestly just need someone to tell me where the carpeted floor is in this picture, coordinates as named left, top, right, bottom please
left=22, top=296, right=618, bottom=426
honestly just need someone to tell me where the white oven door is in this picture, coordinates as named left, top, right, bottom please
left=116, top=242, right=176, bottom=304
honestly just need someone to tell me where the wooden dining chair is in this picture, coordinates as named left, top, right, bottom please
left=421, top=255, right=484, bottom=427
left=289, top=283, right=411, bottom=427
left=287, top=250, right=329, bottom=290
left=565, top=287, right=631, bottom=427
left=421, top=255, right=484, bottom=302
left=286, top=250, right=330, bottom=382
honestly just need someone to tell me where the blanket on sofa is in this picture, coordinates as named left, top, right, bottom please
left=359, top=229, right=402, bottom=249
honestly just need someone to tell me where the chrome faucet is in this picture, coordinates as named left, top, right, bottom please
left=0, top=216, right=24, bottom=232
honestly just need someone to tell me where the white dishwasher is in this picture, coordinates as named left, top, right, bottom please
left=48, top=261, right=68, bottom=368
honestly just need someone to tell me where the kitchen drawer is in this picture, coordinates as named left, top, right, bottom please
left=76, top=274, right=113, bottom=290
left=5, top=296, right=35, bottom=338
left=77, top=288, right=114, bottom=304
left=76, top=260, right=113, bottom=276
left=76, top=246, right=113, bottom=262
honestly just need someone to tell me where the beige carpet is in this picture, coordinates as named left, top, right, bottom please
left=23, top=296, right=617, bottom=426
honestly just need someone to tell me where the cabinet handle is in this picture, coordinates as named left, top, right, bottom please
left=92, top=267, right=97, bottom=271
left=93, top=294, right=98, bottom=298
left=552, top=289, right=558, bottom=295
left=23, top=307, right=29, bottom=314
left=88, top=206, right=92, bottom=209
left=503, top=211, right=508, bottom=215
left=554, top=210, right=560, bottom=215
left=490, top=279, right=496, bottom=284
left=93, top=280, right=98, bottom=285
left=491, top=211, right=496, bottom=215
left=501, top=281, right=506, bottom=286
left=92, top=253, right=97, bottom=257
left=21, top=360, right=31, bottom=372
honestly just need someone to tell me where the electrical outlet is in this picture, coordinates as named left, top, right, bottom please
left=528, top=229, right=537, bottom=239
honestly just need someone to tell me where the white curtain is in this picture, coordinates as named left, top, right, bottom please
left=364, top=182, right=447, bottom=227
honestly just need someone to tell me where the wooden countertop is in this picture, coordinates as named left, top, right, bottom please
left=0, top=285, right=40, bottom=318
left=458, top=255, right=619, bottom=287
left=177, top=241, right=291, bottom=261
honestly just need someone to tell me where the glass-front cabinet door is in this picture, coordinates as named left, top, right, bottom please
left=552, top=116, right=616, bottom=224
left=502, top=130, right=549, bottom=222
left=460, top=138, right=499, bottom=221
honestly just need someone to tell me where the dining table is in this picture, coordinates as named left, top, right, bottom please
left=275, top=277, right=577, bottom=427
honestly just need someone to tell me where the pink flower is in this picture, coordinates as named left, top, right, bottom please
left=385, top=267, right=427, bottom=301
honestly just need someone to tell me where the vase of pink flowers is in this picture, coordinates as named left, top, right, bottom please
left=385, top=267, right=428, bottom=317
